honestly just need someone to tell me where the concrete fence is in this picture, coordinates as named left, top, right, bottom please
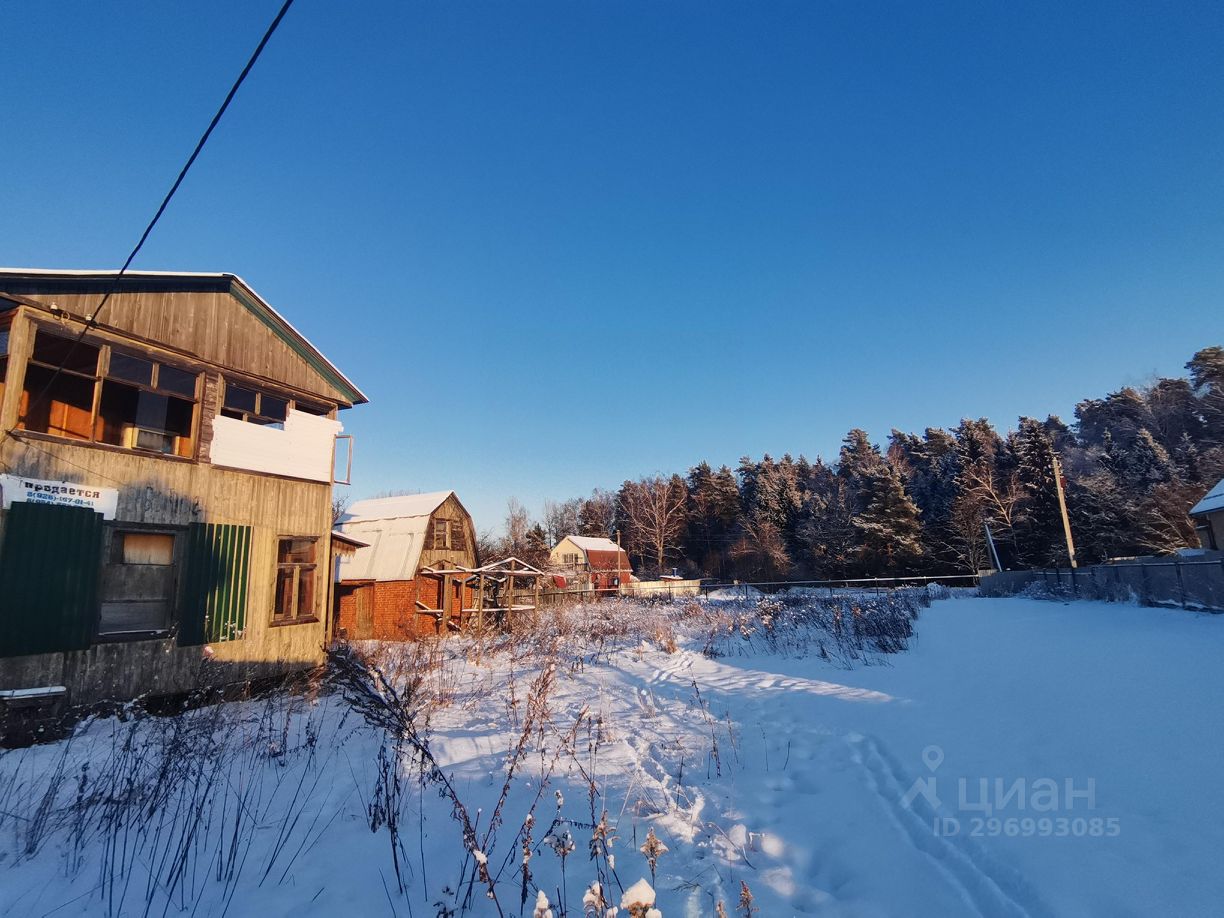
left=979, top=558, right=1224, bottom=612
left=620, top=579, right=703, bottom=599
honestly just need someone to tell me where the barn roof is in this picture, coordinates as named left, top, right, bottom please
left=1191, top=477, right=1224, bottom=517
left=336, top=491, right=461, bottom=582
left=342, top=491, right=454, bottom=523
left=0, top=268, right=368, bottom=406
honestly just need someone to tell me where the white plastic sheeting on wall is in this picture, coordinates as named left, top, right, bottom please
left=209, top=410, right=342, bottom=483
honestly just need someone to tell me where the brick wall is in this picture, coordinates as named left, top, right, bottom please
left=335, top=577, right=478, bottom=641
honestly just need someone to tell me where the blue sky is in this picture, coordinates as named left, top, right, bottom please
left=2, top=1, right=1222, bottom=532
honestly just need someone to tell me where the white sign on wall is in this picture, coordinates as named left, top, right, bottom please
left=0, top=474, right=119, bottom=519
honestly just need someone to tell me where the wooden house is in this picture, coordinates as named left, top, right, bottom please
left=1191, top=477, right=1224, bottom=552
left=0, top=268, right=366, bottom=713
left=548, top=535, right=633, bottom=595
left=334, top=491, right=480, bottom=639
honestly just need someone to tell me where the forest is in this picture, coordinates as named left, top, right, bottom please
left=493, top=347, right=1224, bottom=580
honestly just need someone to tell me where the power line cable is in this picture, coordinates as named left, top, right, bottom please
left=1, top=0, right=296, bottom=452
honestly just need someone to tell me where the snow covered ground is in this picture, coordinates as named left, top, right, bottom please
left=2, top=594, right=1221, bottom=917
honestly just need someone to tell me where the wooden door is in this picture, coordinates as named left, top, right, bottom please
left=355, top=586, right=374, bottom=640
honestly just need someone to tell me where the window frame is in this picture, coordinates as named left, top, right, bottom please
left=433, top=518, right=451, bottom=550
left=16, top=324, right=202, bottom=460
left=0, top=312, right=12, bottom=411
left=97, top=525, right=183, bottom=642
left=220, top=377, right=327, bottom=426
left=272, top=535, right=320, bottom=625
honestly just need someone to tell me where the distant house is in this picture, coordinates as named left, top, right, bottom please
left=1191, top=477, right=1224, bottom=551
left=334, top=491, right=479, bottom=639
left=549, top=535, right=633, bottom=594
left=0, top=268, right=366, bottom=712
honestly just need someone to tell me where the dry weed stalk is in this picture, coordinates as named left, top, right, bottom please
left=737, top=880, right=757, bottom=916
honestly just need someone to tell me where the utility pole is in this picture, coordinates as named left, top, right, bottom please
left=984, top=521, right=1003, bottom=572
left=1052, top=452, right=1077, bottom=568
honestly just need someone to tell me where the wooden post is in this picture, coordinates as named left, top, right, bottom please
left=1052, top=452, right=1077, bottom=569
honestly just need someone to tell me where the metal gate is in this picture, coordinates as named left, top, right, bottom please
left=0, top=502, right=104, bottom=657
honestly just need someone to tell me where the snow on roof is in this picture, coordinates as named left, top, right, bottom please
left=1191, top=477, right=1224, bottom=516
left=330, top=529, right=370, bottom=549
left=341, top=491, right=454, bottom=523
left=564, top=535, right=624, bottom=554
left=0, top=268, right=368, bottom=405
left=336, top=491, right=457, bottom=582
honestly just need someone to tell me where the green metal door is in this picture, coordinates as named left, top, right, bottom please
left=179, top=523, right=251, bottom=646
left=0, top=502, right=104, bottom=657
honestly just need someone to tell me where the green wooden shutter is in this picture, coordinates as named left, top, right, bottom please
left=179, top=523, right=251, bottom=646
left=0, top=502, right=103, bottom=658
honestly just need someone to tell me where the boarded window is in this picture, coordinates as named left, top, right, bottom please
left=100, top=530, right=177, bottom=635
left=274, top=537, right=317, bottom=623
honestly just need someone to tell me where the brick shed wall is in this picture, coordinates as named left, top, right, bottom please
left=335, top=577, right=478, bottom=641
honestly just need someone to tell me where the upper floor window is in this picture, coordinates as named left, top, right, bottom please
left=0, top=318, right=10, bottom=410
left=432, top=519, right=467, bottom=552
left=220, top=379, right=329, bottom=426
left=18, top=329, right=199, bottom=457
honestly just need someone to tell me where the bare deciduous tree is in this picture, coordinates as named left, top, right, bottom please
left=503, top=497, right=532, bottom=558
left=542, top=498, right=582, bottom=546
left=618, top=476, right=688, bottom=575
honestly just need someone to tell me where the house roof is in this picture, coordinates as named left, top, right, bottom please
left=0, top=268, right=368, bottom=406
left=564, top=535, right=623, bottom=554
left=553, top=535, right=632, bottom=573
left=330, top=530, right=371, bottom=549
left=336, top=491, right=461, bottom=581
left=1191, top=478, right=1224, bottom=517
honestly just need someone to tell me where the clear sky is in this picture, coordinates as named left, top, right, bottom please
left=2, top=1, right=1222, bottom=532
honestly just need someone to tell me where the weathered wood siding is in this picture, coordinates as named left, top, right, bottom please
left=416, top=493, right=479, bottom=571
left=0, top=277, right=354, bottom=406
left=0, top=302, right=339, bottom=705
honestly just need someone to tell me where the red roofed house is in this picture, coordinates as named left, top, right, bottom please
left=549, top=535, right=633, bottom=596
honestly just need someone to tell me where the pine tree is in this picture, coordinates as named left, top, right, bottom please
left=1011, top=418, right=1070, bottom=567
left=1107, top=428, right=1173, bottom=495
left=1187, top=346, right=1224, bottom=446
left=888, top=428, right=960, bottom=571
left=852, top=465, right=925, bottom=574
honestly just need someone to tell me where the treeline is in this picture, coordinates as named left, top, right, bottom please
left=496, top=347, right=1224, bottom=579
